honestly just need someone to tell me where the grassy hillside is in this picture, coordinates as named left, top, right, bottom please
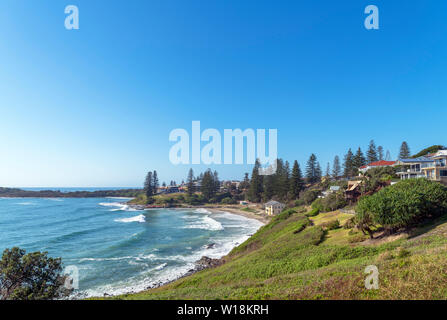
left=111, top=208, right=447, bottom=300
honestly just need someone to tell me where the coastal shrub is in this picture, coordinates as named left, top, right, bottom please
left=185, top=194, right=203, bottom=205
left=321, top=192, right=347, bottom=212
left=221, top=197, right=236, bottom=205
left=347, top=234, right=368, bottom=243
left=299, top=189, right=320, bottom=205
left=321, top=219, right=340, bottom=231
left=311, top=198, right=323, bottom=211
left=306, top=208, right=320, bottom=217
left=310, top=193, right=347, bottom=213
left=294, top=199, right=304, bottom=207
left=0, top=247, right=70, bottom=300
left=356, top=179, right=447, bottom=236
left=343, top=217, right=356, bottom=229
left=272, top=208, right=296, bottom=223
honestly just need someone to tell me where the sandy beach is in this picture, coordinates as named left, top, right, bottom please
left=205, top=206, right=270, bottom=224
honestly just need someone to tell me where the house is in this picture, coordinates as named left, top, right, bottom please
left=321, top=186, right=341, bottom=198
left=158, top=186, right=181, bottom=194
left=396, top=151, right=447, bottom=185
left=359, top=160, right=397, bottom=173
left=264, top=200, right=285, bottom=216
left=344, top=180, right=362, bottom=202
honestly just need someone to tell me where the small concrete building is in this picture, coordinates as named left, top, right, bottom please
left=264, top=200, right=285, bottom=216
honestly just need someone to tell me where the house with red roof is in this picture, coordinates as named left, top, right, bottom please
left=359, top=160, right=397, bottom=173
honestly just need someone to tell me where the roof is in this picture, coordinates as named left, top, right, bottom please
left=265, top=200, right=284, bottom=206
left=330, top=186, right=340, bottom=191
left=347, top=182, right=361, bottom=192
left=359, top=160, right=396, bottom=169
left=398, top=157, right=433, bottom=163
left=433, top=150, right=447, bottom=157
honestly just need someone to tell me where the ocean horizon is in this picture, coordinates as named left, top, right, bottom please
left=0, top=196, right=262, bottom=298
left=18, top=187, right=141, bottom=193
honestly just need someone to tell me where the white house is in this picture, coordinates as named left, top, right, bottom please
left=264, top=200, right=285, bottom=216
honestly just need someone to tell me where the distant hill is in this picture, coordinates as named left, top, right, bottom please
left=0, top=187, right=143, bottom=198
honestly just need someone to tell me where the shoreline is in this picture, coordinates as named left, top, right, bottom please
left=205, top=206, right=269, bottom=224
left=95, top=204, right=267, bottom=299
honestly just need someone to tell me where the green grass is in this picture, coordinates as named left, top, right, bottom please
left=104, top=208, right=447, bottom=300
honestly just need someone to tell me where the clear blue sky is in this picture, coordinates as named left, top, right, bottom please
left=1, top=0, right=446, bottom=187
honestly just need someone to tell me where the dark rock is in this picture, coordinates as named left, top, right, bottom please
left=204, top=243, right=216, bottom=249
left=195, top=256, right=223, bottom=269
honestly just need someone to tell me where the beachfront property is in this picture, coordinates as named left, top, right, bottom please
left=359, top=160, right=397, bottom=173
left=396, top=150, right=447, bottom=185
left=264, top=200, right=285, bottom=216
left=321, top=186, right=341, bottom=198
left=220, top=180, right=241, bottom=193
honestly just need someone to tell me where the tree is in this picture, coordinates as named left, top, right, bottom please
left=305, top=154, right=321, bottom=183
left=385, top=150, right=392, bottom=161
left=201, top=170, right=216, bottom=202
left=332, top=155, right=341, bottom=179
left=343, top=149, right=354, bottom=177
left=353, top=147, right=366, bottom=170
left=187, top=168, right=194, bottom=197
left=262, top=174, right=275, bottom=202
left=274, top=159, right=290, bottom=200
left=0, top=247, right=70, bottom=300
left=356, top=179, right=447, bottom=237
left=289, top=160, right=304, bottom=199
left=399, top=141, right=411, bottom=159
left=325, top=163, right=331, bottom=178
left=239, top=173, right=250, bottom=191
left=366, top=140, right=378, bottom=163
left=248, top=159, right=263, bottom=203
left=144, top=171, right=153, bottom=199
left=377, top=146, right=384, bottom=161
left=213, top=170, right=220, bottom=193
left=152, top=171, right=159, bottom=193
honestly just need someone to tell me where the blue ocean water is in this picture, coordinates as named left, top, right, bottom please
left=0, top=197, right=262, bottom=297
left=20, top=187, right=137, bottom=193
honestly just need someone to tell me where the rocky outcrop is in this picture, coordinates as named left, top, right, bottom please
left=195, top=256, right=224, bottom=271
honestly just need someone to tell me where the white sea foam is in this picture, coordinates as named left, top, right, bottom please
left=99, top=202, right=139, bottom=212
left=114, top=214, right=146, bottom=223
left=71, top=208, right=263, bottom=299
left=194, top=208, right=211, bottom=214
left=106, top=197, right=135, bottom=200
left=16, top=202, right=36, bottom=206
left=182, top=215, right=224, bottom=231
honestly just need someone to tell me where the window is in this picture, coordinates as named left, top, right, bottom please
left=440, top=170, right=447, bottom=177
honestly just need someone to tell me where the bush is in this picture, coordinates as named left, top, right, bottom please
left=306, top=207, right=320, bottom=217
left=272, top=208, right=297, bottom=223
left=299, top=189, right=320, bottom=205
left=0, top=247, right=70, bottom=300
left=321, top=192, right=347, bottom=212
left=312, top=193, right=347, bottom=213
left=221, top=197, right=236, bottom=204
left=348, top=234, right=368, bottom=243
left=356, top=179, right=447, bottom=236
left=343, top=217, right=356, bottom=229
left=321, top=219, right=340, bottom=230
left=311, top=198, right=323, bottom=211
